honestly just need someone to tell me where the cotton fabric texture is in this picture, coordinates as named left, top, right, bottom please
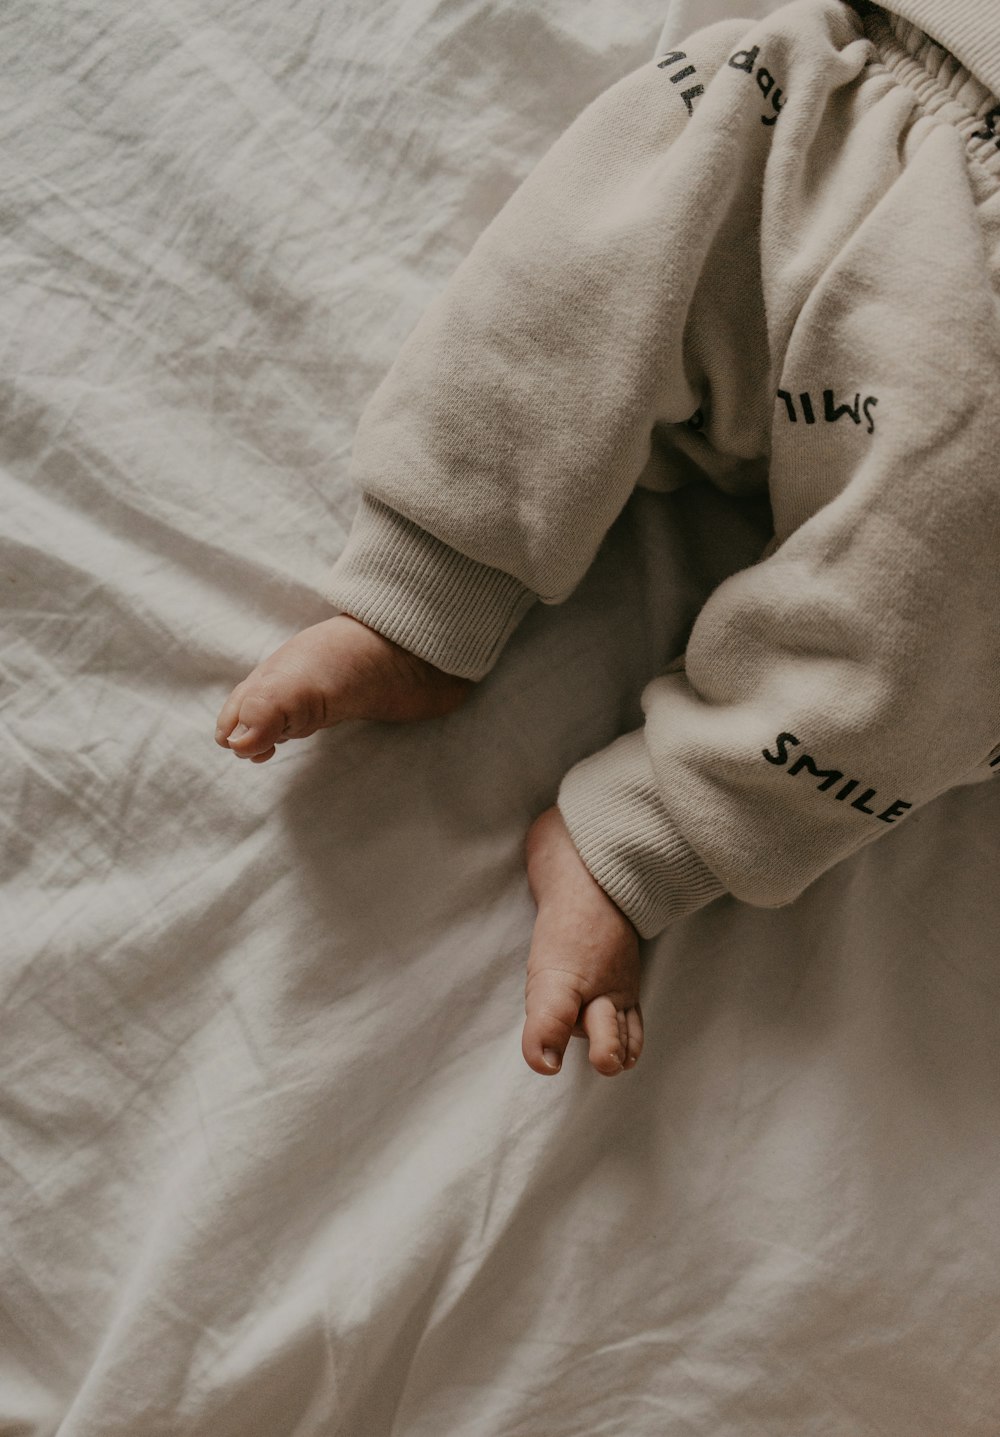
left=5, top=0, right=1000, bottom=1432
left=327, top=0, right=1000, bottom=938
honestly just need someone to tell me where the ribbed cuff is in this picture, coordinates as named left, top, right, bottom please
left=323, top=494, right=538, bottom=681
left=557, top=729, right=728, bottom=940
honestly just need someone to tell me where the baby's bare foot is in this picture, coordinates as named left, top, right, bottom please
left=215, top=614, right=474, bottom=762
left=522, top=806, right=644, bottom=1077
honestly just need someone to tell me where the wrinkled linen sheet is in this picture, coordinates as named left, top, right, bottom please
left=3, top=0, right=1000, bottom=1433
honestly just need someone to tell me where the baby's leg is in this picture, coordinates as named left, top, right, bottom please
left=215, top=615, right=474, bottom=762
left=522, top=806, right=643, bottom=1076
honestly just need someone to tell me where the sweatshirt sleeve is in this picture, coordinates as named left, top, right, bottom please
left=324, top=13, right=770, bottom=680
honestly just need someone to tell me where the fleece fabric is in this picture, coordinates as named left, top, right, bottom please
left=325, top=0, right=1000, bottom=939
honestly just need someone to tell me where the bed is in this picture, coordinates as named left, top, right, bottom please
left=3, top=0, right=1000, bottom=1432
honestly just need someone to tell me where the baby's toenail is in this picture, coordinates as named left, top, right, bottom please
left=543, top=1049, right=561, bottom=1071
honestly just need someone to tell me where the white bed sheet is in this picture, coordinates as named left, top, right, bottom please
left=3, top=1, right=1000, bottom=1433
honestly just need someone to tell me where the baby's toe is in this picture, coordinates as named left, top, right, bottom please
left=580, top=996, right=625, bottom=1076
left=223, top=688, right=289, bottom=758
left=215, top=683, right=247, bottom=748
left=624, top=1004, right=644, bottom=1069
left=522, top=970, right=582, bottom=1076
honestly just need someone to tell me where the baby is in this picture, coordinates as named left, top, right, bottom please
left=217, top=0, right=1000, bottom=1077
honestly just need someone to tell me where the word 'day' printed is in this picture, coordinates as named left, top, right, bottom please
left=728, top=45, right=786, bottom=125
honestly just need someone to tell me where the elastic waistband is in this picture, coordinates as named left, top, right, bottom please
left=863, top=10, right=1000, bottom=178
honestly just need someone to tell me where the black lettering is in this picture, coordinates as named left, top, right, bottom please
left=823, top=389, right=862, bottom=425
left=727, top=45, right=786, bottom=124
left=877, top=799, right=913, bottom=823
left=656, top=51, right=705, bottom=116
left=789, top=753, right=844, bottom=791
left=780, top=387, right=878, bottom=431
left=762, top=731, right=800, bottom=765
left=728, top=45, right=759, bottom=74
left=764, top=72, right=787, bottom=124
left=777, top=389, right=797, bottom=421
left=762, top=733, right=913, bottom=820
